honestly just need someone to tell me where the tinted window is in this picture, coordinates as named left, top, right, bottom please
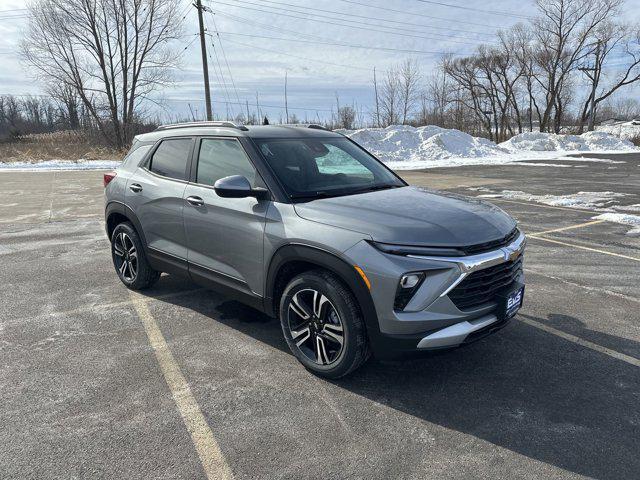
left=196, top=138, right=257, bottom=187
left=149, top=138, right=192, bottom=180
left=255, top=138, right=403, bottom=197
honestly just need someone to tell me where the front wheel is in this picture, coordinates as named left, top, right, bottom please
left=279, top=270, right=370, bottom=379
left=111, top=222, right=160, bottom=290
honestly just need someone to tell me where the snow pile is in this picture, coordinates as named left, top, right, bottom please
left=0, top=159, right=121, bottom=171
left=597, top=121, right=640, bottom=141
left=500, top=131, right=635, bottom=152
left=593, top=213, right=640, bottom=237
left=339, top=125, right=507, bottom=164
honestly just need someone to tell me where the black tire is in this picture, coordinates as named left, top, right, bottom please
left=111, top=222, right=161, bottom=290
left=279, top=270, right=370, bottom=379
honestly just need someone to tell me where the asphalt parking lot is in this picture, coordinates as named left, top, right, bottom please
left=1, top=154, right=639, bottom=479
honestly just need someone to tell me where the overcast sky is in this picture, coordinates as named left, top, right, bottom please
left=1, top=0, right=640, bottom=122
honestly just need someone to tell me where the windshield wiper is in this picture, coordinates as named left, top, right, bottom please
left=349, top=183, right=403, bottom=195
left=289, top=191, right=338, bottom=200
left=290, top=184, right=403, bottom=201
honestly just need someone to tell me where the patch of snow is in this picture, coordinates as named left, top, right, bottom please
left=511, top=162, right=576, bottom=168
left=0, top=159, right=121, bottom=171
left=592, top=213, right=640, bottom=237
left=475, top=187, right=640, bottom=236
left=597, top=121, right=640, bottom=141
left=612, top=203, right=640, bottom=213
left=478, top=190, right=628, bottom=209
left=500, top=131, right=636, bottom=152
left=554, top=156, right=626, bottom=164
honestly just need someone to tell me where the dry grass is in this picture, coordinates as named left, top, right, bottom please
left=0, top=130, right=125, bottom=163
left=630, top=133, right=640, bottom=147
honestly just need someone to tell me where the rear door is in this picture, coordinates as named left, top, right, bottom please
left=126, top=137, right=194, bottom=260
left=183, top=137, right=269, bottom=296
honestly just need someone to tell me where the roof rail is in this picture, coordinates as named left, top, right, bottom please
left=307, top=124, right=328, bottom=130
left=278, top=123, right=329, bottom=131
left=155, top=121, right=249, bottom=131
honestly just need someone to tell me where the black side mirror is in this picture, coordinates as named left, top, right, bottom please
left=214, top=175, right=269, bottom=200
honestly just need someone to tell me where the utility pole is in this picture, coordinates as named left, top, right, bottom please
left=195, top=0, right=212, bottom=120
left=588, top=41, right=601, bottom=132
left=579, top=40, right=602, bottom=132
left=284, top=71, right=289, bottom=123
left=373, top=67, right=381, bottom=128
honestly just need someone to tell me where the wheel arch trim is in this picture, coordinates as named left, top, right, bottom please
left=264, top=243, right=386, bottom=355
left=105, top=201, right=149, bottom=252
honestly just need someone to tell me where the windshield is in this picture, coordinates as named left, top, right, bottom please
left=254, top=137, right=405, bottom=200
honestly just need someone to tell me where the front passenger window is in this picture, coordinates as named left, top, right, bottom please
left=197, top=139, right=257, bottom=187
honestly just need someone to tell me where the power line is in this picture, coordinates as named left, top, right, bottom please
left=161, top=96, right=334, bottom=113
left=238, top=0, right=495, bottom=39
left=333, top=0, right=505, bottom=30
left=210, top=0, right=492, bottom=45
left=207, top=11, right=242, bottom=107
left=202, top=13, right=235, bottom=116
left=219, top=36, right=378, bottom=73
left=208, top=30, right=465, bottom=55
left=0, top=14, right=29, bottom=20
left=410, top=0, right=532, bottom=19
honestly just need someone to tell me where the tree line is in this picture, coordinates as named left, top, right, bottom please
left=11, top=0, right=640, bottom=147
left=372, top=0, right=640, bottom=141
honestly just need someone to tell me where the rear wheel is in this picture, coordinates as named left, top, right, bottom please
left=111, top=222, right=160, bottom=290
left=279, top=270, right=370, bottom=378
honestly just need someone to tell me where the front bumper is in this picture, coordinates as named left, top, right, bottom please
left=343, top=231, right=525, bottom=356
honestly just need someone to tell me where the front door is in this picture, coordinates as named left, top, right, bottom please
left=183, top=137, right=269, bottom=296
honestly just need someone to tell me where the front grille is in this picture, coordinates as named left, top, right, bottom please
left=461, top=228, right=519, bottom=256
left=449, top=256, right=523, bottom=310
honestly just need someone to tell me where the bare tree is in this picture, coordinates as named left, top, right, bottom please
left=398, top=59, right=421, bottom=124
left=577, top=22, right=640, bottom=131
left=379, top=67, right=401, bottom=127
left=47, top=83, right=81, bottom=130
left=532, top=0, right=623, bottom=132
left=22, top=0, right=183, bottom=148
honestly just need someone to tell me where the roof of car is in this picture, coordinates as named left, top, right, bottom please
left=135, top=123, right=343, bottom=143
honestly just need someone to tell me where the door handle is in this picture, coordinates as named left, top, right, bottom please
left=186, top=196, right=204, bottom=207
left=129, top=183, right=142, bottom=193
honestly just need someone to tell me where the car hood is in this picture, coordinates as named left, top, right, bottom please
left=293, top=186, right=517, bottom=246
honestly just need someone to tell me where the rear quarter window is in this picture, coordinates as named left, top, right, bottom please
left=122, top=144, right=152, bottom=169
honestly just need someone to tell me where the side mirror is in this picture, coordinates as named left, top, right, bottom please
left=213, top=175, right=268, bottom=199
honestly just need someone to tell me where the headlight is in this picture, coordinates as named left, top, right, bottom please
left=394, top=272, right=426, bottom=311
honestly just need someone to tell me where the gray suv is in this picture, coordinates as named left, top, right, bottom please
left=104, top=122, right=525, bottom=378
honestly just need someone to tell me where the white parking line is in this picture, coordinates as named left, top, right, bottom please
left=130, top=292, right=234, bottom=480
left=520, top=317, right=640, bottom=367
left=529, top=219, right=606, bottom=236
left=529, top=235, right=640, bottom=262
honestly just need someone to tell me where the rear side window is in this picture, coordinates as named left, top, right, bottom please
left=148, top=138, right=192, bottom=180
left=196, top=138, right=257, bottom=186
left=123, top=144, right=151, bottom=168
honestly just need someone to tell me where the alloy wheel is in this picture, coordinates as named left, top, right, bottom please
left=113, top=232, right=138, bottom=281
left=287, top=288, right=344, bottom=365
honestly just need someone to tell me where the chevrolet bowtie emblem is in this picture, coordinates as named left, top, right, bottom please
left=501, top=241, right=524, bottom=262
